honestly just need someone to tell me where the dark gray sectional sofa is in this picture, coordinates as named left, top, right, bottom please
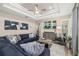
left=0, top=34, right=50, bottom=56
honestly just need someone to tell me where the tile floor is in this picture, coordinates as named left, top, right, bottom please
left=50, top=43, right=72, bottom=56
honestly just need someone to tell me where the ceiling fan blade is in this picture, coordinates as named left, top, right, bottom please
left=35, top=4, right=39, bottom=11
left=28, top=10, right=33, bottom=11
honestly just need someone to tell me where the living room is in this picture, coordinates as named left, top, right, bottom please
left=0, top=3, right=78, bottom=56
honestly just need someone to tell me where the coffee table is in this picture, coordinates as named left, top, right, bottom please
left=37, top=39, right=52, bottom=48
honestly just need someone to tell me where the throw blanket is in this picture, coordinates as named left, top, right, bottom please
left=20, top=41, right=45, bottom=56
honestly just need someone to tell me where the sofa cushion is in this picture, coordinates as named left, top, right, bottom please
left=0, top=37, right=10, bottom=43
left=1, top=45, right=24, bottom=56
left=0, top=37, right=10, bottom=48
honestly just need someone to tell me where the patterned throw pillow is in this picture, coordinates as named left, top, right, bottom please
left=6, top=35, right=18, bottom=44
left=16, top=35, right=21, bottom=41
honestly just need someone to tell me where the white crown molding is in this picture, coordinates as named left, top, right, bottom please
left=3, top=3, right=37, bottom=19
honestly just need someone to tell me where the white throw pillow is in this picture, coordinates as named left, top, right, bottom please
left=29, top=33, right=35, bottom=38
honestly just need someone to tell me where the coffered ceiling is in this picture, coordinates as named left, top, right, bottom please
left=0, top=3, right=75, bottom=20
left=19, top=3, right=59, bottom=16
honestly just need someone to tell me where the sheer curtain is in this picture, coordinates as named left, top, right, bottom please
left=72, top=3, right=78, bottom=56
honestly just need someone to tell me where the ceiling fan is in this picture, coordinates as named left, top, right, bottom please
left=35, top=4, right=40, bottom=14
left=28, top=4, right=47, bottom=16
left=28, top=4, right=40, bottom=15
left=28, top=4, right=46, bottom=12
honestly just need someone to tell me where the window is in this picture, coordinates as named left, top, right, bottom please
left=20, top=23, right=28, bottom=30
left=5, top=20, right=18, bottom=30
left=44, top=20, right=56, bottom=29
